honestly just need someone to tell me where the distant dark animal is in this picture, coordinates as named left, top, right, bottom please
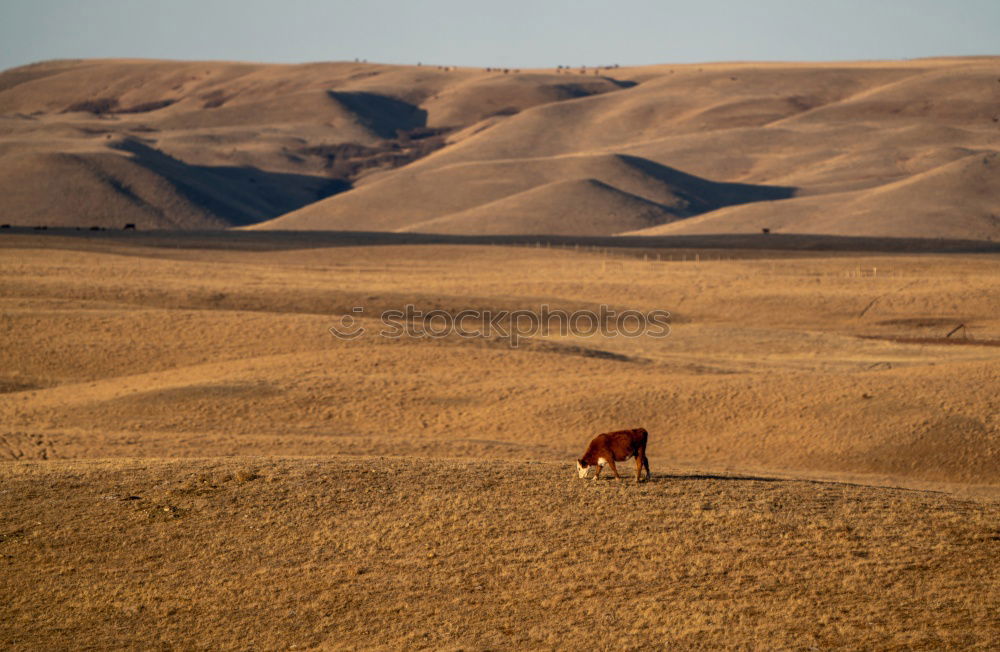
left=89, top=226, right=101, bottom=231
left=1, top=224, right=10, bottom=229
left=123, top=223, right=136, bottom=230
left=762, top=228, right=771, bottom=234
left=577, top=428, right=650, bottom=483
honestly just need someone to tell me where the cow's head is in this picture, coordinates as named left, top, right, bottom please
left=576, top=459, right=591, bottom=479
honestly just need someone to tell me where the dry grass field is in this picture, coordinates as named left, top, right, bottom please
left=2, top=231, right=999, bottom=648
left=3, top=457, right=999, bottom=650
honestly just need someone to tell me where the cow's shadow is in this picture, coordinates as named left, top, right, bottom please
left=650, top=472, right=784, bottom=484
left=635, top=472, right=946, bottom=495
left=583, top=471, right=785, bottom=484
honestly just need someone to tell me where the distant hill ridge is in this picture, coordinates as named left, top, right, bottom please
left=0, top=57, right=998, bottom=239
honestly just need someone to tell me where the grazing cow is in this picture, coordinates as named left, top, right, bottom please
left=577, top=428, right=650, bottom=483
left=123, top=223, right=136, bottom=230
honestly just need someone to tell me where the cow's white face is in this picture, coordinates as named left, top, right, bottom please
left=577, top=461, right=591, bottom=479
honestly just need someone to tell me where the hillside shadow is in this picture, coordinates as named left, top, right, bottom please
left=111, top=139, right=350, bottom=226
left=327, top=91, right=428, bottom=138
left=601, top=77, right=639, bottom=89
left=617, top=154, right=796, bottom=215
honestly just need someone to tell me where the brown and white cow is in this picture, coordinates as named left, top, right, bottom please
left=577, top=428, right=651, bottom=483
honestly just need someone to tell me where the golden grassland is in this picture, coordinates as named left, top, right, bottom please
left=2, top=233, right=997, bottom=484
left=1, top=231, right=999, bottom=648
left=3, top=457, right=998, bottom=650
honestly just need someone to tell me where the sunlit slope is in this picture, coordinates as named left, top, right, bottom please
left=257, top=152, right=793, bottom=233
left=399, top=178, right=682, bottom=235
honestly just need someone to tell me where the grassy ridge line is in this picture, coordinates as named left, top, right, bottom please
left=4, top=228, right=1000, bottom=253
left=2, top=456, right=998, bottom=650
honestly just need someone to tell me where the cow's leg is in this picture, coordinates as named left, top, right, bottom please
left=634, top=444, right=650, bottom=482
left=607, top=459, right=621, bottom=481
left=593, top=465, right=602, bottom=481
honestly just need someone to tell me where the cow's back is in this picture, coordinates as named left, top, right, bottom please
left=598, top=428, right=647, bottom=459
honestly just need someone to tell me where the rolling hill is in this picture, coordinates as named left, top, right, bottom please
left=629, top=151, right=1000, bottom=239
left=0, top=57, right=998, bottom=237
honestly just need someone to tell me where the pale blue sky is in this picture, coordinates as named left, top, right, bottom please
left=2, top=0, right=997, bottom=72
